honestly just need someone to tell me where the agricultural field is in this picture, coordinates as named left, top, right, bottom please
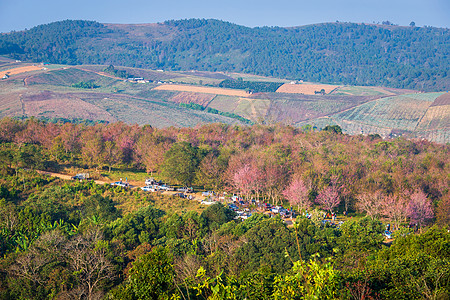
left=21, top=91, right=116, bottom=122
left=76, top=93, right=243, bottom=127
left=234, top=98, right=271, bottom=121
left=276, top=82, right=340, bottom=95
left=0, top=60, right=448, bottom=142
left=431, top=92, right=450, bottom=106
left=26, top=67, right=117, bottom=87
left=0, top=65, right=44, bottom=78
left=332, top=94, right=442, bottom=132
left=168, top=92, right=216, bottom=106
left=207, top=95, right=241, bottom=113
left=153, top=84, right=249, bottom=97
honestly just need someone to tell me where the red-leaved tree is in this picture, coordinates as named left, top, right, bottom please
left=408, top=190, right=434, bottom=228
left=282, top=177, right=311, bottom=212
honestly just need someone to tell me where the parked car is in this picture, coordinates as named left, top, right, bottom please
left=177, top=187, right=194, bottom=193
left=201, top=200, right=217, bottom=205
left=111, top=181, right=128, bottom=188
left=141, top=186, right=158, bottom=192
left=262, top=203, right=272, bottom=210
left=71, top=173, right=91, bottom=181
left=271, top=206, right=283, bottom=213
left=145, top=178, right=156, bottom=185
left=159, top=185, right=175, bottom=191
left=228, top=204, right=239, bottom=211
left=202, top=191, right=215, bottom=197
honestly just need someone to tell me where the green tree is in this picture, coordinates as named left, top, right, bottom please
left=161, top=142, right=201, bottom=186
left=128, top=247, right=176, bottom=299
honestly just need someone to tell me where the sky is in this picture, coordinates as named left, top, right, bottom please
left=0, top=0, right=448, bottom=33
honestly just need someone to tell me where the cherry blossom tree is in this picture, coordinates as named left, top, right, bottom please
left=282, top=177, right=311, bottom=212
left=356, top=191, right=384, bottom=220
left=382, top=194, right=408, bottom=230
left=315, top=180, right=341, bottom=214
left=408, top=190, right=434, bottom=228
left=232, top=163, right=259, bottom=200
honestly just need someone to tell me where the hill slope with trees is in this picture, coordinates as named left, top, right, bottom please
left=0, top=19, right=449, bottom=91
left=0, top=118, right=449, bottom=299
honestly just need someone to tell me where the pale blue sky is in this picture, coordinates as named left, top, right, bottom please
left=0, top=0, right=448, bottom=33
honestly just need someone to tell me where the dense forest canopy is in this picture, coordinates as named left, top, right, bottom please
left=0, top=19, right=449, bottom=91
left=0, top=118, right=449, bottom=298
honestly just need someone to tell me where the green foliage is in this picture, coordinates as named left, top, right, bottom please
left=234, top=217, right=298, bottom=273
left=128, top=247, right=176, bottom=299
left=219, top=79, right=283, bottom=93
left=161, top=142, right=202, bottom=186
left=72, top=81, right=100, bottom=89
left=337, top=217, right=384, bottom=253
left=2, top=19, right=448, bottom=90
left=322, top=125, right=342, bottom=134
left=103, top=65, right=134, bottom=79
left=201, top=203, right=236, bottom=230
left=108, top=205, right=163, bottom=249
left=272, top=258, right=340, bottom=300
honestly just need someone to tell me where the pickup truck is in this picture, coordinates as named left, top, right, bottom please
left=71, top=173, right=91, bottom=181
left=111, top=181, right=129, bottom=188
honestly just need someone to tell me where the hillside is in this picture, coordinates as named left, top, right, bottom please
left=0, top=60, right=448, bottom=143
left=0, top=19, right=449, bottom=91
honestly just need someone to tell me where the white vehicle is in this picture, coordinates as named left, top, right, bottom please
left=159, top=185, right=175, bottom=191
left=271, top=206, right=284, bottom=213
left=111, top=181, right=128, bottom=188
left=202, top=191, right=215, bottom=197
left=72, top=173, right=90, bottom=180
left=201, top=200, right=217, bottom=205
left=145, top=178, right=160, bottom=186
left=177, top=187, right=194, bottom=193
left=141, top=186, right=158, bottom=192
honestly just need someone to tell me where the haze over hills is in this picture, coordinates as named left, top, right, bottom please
left=0, top=19, right=449, bottom=91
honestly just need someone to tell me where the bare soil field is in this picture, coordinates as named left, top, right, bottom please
left=276, top=83, right=340, bottom=95
left=153, top=84, right=249, bottom=97
left=0, top=65, right=43, bottom=78
left=169, top=92, right=216, bottom=106
left=22, top=91, right=116, bottom=122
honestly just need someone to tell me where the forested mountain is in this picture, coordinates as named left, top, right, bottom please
left=1, top=19, right=449, bottom=91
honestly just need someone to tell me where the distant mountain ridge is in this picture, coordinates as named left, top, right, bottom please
left=0, top=19, right=449, bottom=91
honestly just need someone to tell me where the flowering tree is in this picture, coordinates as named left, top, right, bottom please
left=282, top=177, right=311, bottom=212
left=232, top=163, right=259, bottom=200
left=316, top=184, right=340, bottom=213
left=356, top=191, right=384, bottom=220
left=408, top=190, right=434, bottom=228
left=382, top=194, right=408, bottom=230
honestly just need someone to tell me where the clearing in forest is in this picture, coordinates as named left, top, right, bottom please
left=276, top=83, right=340, bottom=95
left=153, top=84, right=249, bottom=97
